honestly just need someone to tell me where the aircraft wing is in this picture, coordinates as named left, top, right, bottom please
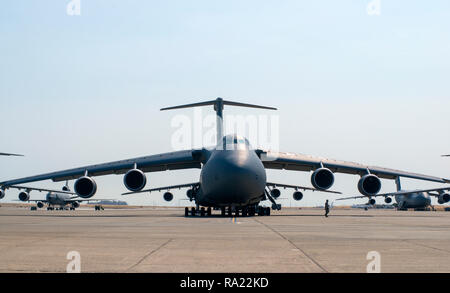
left=14, top=199, right=49, bottom=203
left=3, top=185, right=76, bottom=195
left=122, top=182, right=200, bottom=195
left=336, top=186, right=450, bottom=201
left=260, top=150, right=450, bottom=183
left=266, top=182, right=341, bottom=194
left=0, top=152, right=24, bottom=157
left=0, top=150, right=202, bottom=187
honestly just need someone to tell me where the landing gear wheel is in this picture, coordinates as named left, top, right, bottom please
left=266, top=207, right=271, bottom=216
left=207, top=207, right=212, bottom=216
left=185, top=207, right=189, bottom=217
left=200, top=207, right=205, bottom=217
left=249, top=207, right=255, bottom=217
left=258, top=207, right=265, bottom=216
left=191, top=207, right=196, bottom=216
left=221, top=207, right=225, bottom=217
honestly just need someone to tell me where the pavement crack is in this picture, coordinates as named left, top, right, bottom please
left=403, top=240, right=450, bottom=253
left=126, top=239, right=172, bottom=272
left=253, top=218, right=328, bottom=273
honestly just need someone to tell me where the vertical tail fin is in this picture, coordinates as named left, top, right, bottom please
left=161, top=97, right=277, bottom=144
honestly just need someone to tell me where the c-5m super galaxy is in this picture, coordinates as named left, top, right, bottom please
left=337, top=178, right=450, bottom=210
left=1, top=98, right=449, bottom=217
left=2, top=184, right=105, bottom=210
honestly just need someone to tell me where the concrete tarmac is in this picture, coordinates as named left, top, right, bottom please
left=0, top=206, right=449, bottom=273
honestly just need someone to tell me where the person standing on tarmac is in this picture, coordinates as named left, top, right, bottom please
left=325, top=200, right=330, bottom=217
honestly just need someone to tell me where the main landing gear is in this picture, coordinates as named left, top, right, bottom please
left=185, top=207, right=212, bottom=217
left=184, top=205, right=271, bottom=217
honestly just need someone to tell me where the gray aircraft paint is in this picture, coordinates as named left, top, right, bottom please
left=394, top=192, right=432, bottom=209
left=197, top=136, right=267, bottom=207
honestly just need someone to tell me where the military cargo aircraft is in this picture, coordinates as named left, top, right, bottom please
left=2, top=184, right=106, bottom=210
left=336, top=178, right=450, bottom=210
left=1, top=98, right=449, bottom=217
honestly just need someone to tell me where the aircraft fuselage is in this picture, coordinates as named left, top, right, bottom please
left=196, top=137, right=267, bottom=208
left=395, top=192, right=431, bottom=209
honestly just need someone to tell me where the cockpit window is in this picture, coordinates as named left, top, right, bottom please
left=220, top=135, right=250, bottom=150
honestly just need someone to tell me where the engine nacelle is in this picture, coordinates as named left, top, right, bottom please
left=358, top=174, right=381, bottom=196
left=37, top=202, right=44, bottom=208
left=163, top=192, right=173, bottom=202
left=293, top=191, right=303, bottom=201
left=311, top=168, right=335, bottom=190
left=72, top=202, right=80, bottom=208
left=74, top=176, right=97, bottom=198
left=270, top=188, right=281, bottom=199
left=123, top=169, right=147, bottom=192
left=186, top=189, right=194, bottom=200
left=18, top=191, right=30, bottom=202
left=0, top=189, right=5, bottom=199
left=368, top=198, right=376, bottom=205
left=384, top=197, right=392, bottom=204
left=438, top=193, right=450, bottom=204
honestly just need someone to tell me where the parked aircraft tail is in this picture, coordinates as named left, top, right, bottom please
left=161, top=97, right=277, bottom=144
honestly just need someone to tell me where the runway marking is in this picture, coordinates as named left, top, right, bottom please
left=253, top=218, right=328, bottom=273
left=126, top=239, right=172, bottom=271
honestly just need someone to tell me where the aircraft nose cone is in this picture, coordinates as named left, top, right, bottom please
left=201, top=151, right=266, bottom=205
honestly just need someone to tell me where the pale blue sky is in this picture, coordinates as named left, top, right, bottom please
left=1, top=1, right=449, bottom=206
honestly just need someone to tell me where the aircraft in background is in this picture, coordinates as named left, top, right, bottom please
left=442, top=155, right=450, bottom=157
left=1, top=98, right=449, bottom=217
left=0, top=152, right=24, bottom=157
left=336, top=178, right=450, bottom=210
left=2, top=184, right=107, bottom=210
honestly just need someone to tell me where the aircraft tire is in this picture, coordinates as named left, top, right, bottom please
left=185, top=207, right=189, bottom=217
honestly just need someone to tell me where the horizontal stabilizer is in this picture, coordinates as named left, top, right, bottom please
left=0, top=152, right=24, bottom=157
left=161, top=97, right=277, bottom=111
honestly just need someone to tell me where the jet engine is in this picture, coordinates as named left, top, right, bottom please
left=72, top=202, right=80, bottom=208
left=163, top=192, right=173, bottom=202
left=0, top=189, right=5, bottom=199
left=438, top=193, right=450, bottom=204
left=311, top=168, right=335, bottom=190
left=358, top=174, right=381, bottom=196
left=18, top=191, right=30, bottom=201
left=37, top=202, right=44, bottom=208
left=293, top=191, right=303, bottom=201
left=186, top=189, right=194, bottom=200
left=384, top=197, right=392, bottom=204
left=270, top=188, right=281, bottom=199
left=123, top=169, right=147, bottom=192
left=368, top=198, right=376, bottom=205
left=62, top=185, right=70, bottom=192
left=74, top=176, right=97, bottom=198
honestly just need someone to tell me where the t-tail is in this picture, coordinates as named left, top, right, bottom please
left=161, top=97, right=277, bottom=144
